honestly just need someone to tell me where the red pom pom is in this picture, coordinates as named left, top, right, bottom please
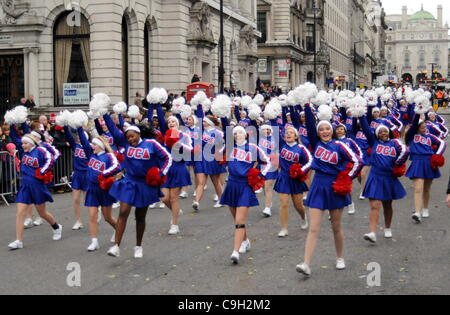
left=432, top=145, right=438, bottom=152
left=247, top=168, right=265, bottom=192
left=98, top=174, right=115, bottom=191
left=155, top=131, right=164, bottom=145
left=289, top=164, right=309, bottom=182
left=332, top=172, right=353, bottom=196
left=392, top=164, right=406, bottom=178
left=35, top=169, right=54, bottom=184
left=54, top=125, right=64, bottom=132
left=164, top=129, right=180, bottom=149
left=146, top=167, right=167, bottom=186
left=367, top=148, right=372, bottom=156
left=430, top=154, right=445, bottom=170
left=114, top=151, right=125, bottom=163
left=402, top=114, right=409, bottom=122
left=393, top=130, right=401, bottom=139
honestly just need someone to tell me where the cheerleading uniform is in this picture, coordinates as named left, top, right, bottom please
left=103, top=114, right=173, bottom=208
left=258, top=134, right=279, bottom=180
left=9, top=129, right=54, bottom=205
left=351, top=118, right=371, bottom=166
left=64, top=126, right=88, bottom=191
left=359, top=116, right=409, bottom=201
left=78, top=128, right=121, bottom=207
left=405, top=114, right=447, bottom=180
left=303, top=105, right=363, bottom=211
left=95, top=119, right=118, bottom=152
left=426, top=121, right=444, bottom=139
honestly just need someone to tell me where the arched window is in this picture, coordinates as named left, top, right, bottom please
left=418, top=51, right=425, bottom=69
left=307, top=71, right=314, bottom=82
left=122, top=16, right=129, bottom=102
left=54, top=11, right=90, bottom=105
left=144, top=22, right=150, bottom=94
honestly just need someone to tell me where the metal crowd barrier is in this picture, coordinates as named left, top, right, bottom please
left=53, top=146, right=74, bottom=189
left=0, top=151, right=19, bottom=206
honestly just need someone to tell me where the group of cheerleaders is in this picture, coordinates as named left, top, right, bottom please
left=5, top=87, right=448, bottom=277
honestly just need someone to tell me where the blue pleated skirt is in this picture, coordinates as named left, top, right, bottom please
left=304, top=172, right=351, bottom=211
left=71, top=170, right=88, bottom=191
left=274, top=170, right=309, bottom=195
left=406, top=155, right=440, bottom=180
left=363, top=168, right=407, bottom=201
left=85, top=181, right=116, bottom=207
left=220, top=176, right=259, bottom=208
left=16, top=176, right=54, bottom=205
left=194, top=160, right=227, bottom=175
left=109, top=176, right=164, bottom=208
left=162, top=161, right=192, bottom=189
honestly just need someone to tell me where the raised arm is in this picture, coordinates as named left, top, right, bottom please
left=22, top=122, right=30, bottom=135
left=94, top=119, right=104, bottom=136
left=103, top=114, right=127, bottom=148
left=304, top=104, right=318, bottom=149
left=77, top=127, right=93, bottom=159
left=10, top=125, right=24, bottom=157
left=175, top=114, right=186, bottom=127
left=64, top=126, right=77, bottom=149
left=155, top=104, right=168, bottom=135
left=359, top=115, right=376, bottom=147
left=406, top=114, right=420, bottom=145
left=291, top=106, right=301, bottom=129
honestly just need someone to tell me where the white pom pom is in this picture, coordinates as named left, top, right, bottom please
left=364, top=90, right=378, bottom=106
left=348, top=96, right=368, bottom=118
left=87, top=111, right=98, bottom=120
left=414, top=95, right=431, bottom=114
left=336, top=96, right=349, bottom=108
left=194, top=91, right=207, bottom=104
left=406, top=90, right=421, bottom=104
left=147, top=88, right=162, bottom=104
left=158, top=88, right=168, bottom=104
left=93, top=93, right=111, bottom=108
left=264, top=99, right=282, bottom=120
left=171, top=97, right=186, bottom=114
left=4, top=110, right=14, bottom=125
left=317, top=105, right=333, bottom=121
left=190, top=97, right=199, bottom=110
left=294, top=83, right=318, bottom=105
left=375, top=87, right=385, bottom=97
left=202, top=98, right=212, bottom=113
left=248, top=103, right=262, bottom=120
left=253, top=94, right=265, bottom=106
left=381, top=93, right=392, bottom=102
left=113, top=102, right=128, bottom=114
left=180, top=105, right=192, bottom=120
left=68, top=110, right=88, bottom=129
left=286, top=91, right=296, bottom=106
left=232, top=97, right=241, bottom=106
left=127, top=105, right=141, bottom=119
left=211, top=95, right=232, bottom=118
left=241, top=95, right=253, bottom=109
left=423, top=91, right=432, bottom=99
left=12, top=106, right=29, bottom=124
left=55, top=110, right=71, bottom=127
left=312, top=91, right=330, bottom=106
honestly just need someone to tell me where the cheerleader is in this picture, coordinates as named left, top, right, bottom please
left=359, top=114, right=409, bottom=243
left=427, top=112, right=448, bottom=139
left=64, top=126, right=89, bottom=230
left=351, top=117, right=372, bottom=200
left=153, top=103, right=193, bottom=235
left=296, top=103, right=362, bottom=276
left=406, top=113, right=446, bottom=222
left=102, top=114, right=172, bottom=259
left=7, top=132, right=62, bottom=250
left=192, top=107, right=226, bottom=211
left=180, top=114, right=201, bottom=199
left=258, top=124, right=278, bottom=217
left=78, top=129, right=120, bottom=252
left=217, top=122, right=271, bottom=264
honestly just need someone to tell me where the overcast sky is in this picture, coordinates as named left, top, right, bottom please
left=382, top=0, right=450, bottom=28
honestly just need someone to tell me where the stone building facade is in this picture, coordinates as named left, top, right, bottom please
left=0, top=0, right=257, bottom=109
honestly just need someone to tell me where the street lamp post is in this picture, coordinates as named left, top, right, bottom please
left=353, top=40, right=369, bottom=90
left=219, top=0, right=225, bottom=94
left=313, top=0, right=317, bottom=84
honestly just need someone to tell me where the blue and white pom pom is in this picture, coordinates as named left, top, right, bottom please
left=127, top=105, right=141, bottom=119
left=414, top=95, right=431, bottom=114
left=264, top=98, right=282, bottom=120
left=211, top=95, right=232, bottom=118
left=317, top=105, right=333, bottom=122
left=241, top=95, right=253, bottom=109
left=68, top=110, right=88, bottom=129
left=171, top=97, right=186, bottom=114
left=248, top=103, right=262, bottom=120
left=348, top=95, right=368, bottom=118
left=113, top=102, right=128, bottom=114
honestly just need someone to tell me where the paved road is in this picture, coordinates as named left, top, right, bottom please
left=1, top=143, right=450, bottom=295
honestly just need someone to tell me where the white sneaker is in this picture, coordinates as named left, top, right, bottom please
left=179, top=191, right=188, bottom=199
left=134, top=246, right=143, bottom=259
left=192, top=201, right=199, bottom=212
left=107, top=245, right=120, bottom=257
left=159, top=203, right=165, bottom=209
left=303, top=194, right=308, bottom=201
left=278, top=229, right=289, bottom=238
left=262, top=208, right=272, bottom=217
left=359, top=195, right=366, bottom=200
left=112, top=202, right=120, bottom=209
left=193, top=191, right=197, bottom=197
left=8, top=240, right=23, bottom=250
left=33, top=217, right=43, bottom=226
left=52, top=225, right=63, bottom=241
left=87, top=239, right=100, bottom=252
left=24, top=218, right=33, bottom=229
left=384, top=229, right=393, bottom=239
left=239, top=239, right=251, bottom=254
left=230, top=251, right=240, bottom=264
left=72, top=221, right=84, bottom=230
left=213, top=202, right=223, bottom=208
left=214, top=194, right=219, bottom=202
left=364, top=232, right=377, bottom=244
left=204, top=185, right=208, bottom=191
left=422, top=208, right=430, bottom=218
left=301, top=216, right=309, bottom=230
left=412, top=213, right=422, bottom=224
left=255, top=188, right=263, bottom=194
left=150, top=203, right=156, bottom=209
left=348, top=203, right=356, bottom=215
left=168, top=225, right=180, bottom=235
left=296, top=263, right=311, bottom=276
left=110, top=232, right=116, bottom=244
left=336, top=258, right=346, bottom=270
left=97, top=208, right=102, bottom=223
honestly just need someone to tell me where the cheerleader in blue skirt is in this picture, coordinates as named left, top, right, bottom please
left=296, top=104, right=363, bottom=277
left=64, top=126, right=89, bottom=230
left=350, top=117, right=371, bottom=200
left=218, top=121, right=271, bottom=264
left=7, top=133, right=62, bottom=250
left=180, top=114, right=201, bottom=199
left=359, top=115, right=409, bottom=243
left=406, top=114, right=447, bottom=222
left=78, top=129, right=120, bottom=252
left=102, top=114, right=172, bottom=259
left=153, top=103, right=193, bottom=235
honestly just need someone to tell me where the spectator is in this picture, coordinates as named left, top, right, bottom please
left=1, top=124, right=13, bottom=151
left=25, top=95, right=36, bottom=109
left=191, top=74, right=201, bottom=83
left=134, top=92, right=143, bottom=107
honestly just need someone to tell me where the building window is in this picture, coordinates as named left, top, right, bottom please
left=306, top=24, right=314, bottom=52
left=257, top=12, right=267, bottom=44
left=144, top=22, right=151, bottom=94
left=122, top=16, right=129, bottom=103
left=53, top=11, right=90, bottom=106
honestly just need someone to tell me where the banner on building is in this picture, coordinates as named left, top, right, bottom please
left=63, top=83, right=90, bottom=105
left=258, top=59, right=267, bottom=73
